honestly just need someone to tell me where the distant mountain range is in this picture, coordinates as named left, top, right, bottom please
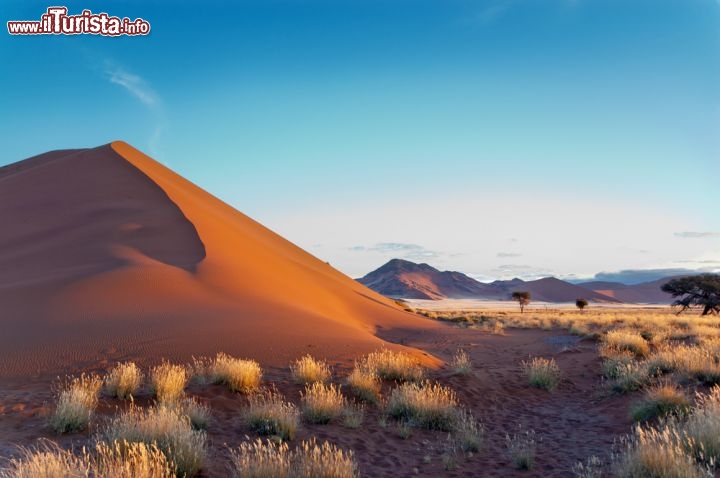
left=357, top=259, right=676, bottom=304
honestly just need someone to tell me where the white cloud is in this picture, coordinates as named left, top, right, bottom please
left=104, top=63, right=158, bottom=108
left=674, top=231, right=720, bottom=239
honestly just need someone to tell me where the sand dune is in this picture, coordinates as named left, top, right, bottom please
left=0, top=142, right=439, bottom=378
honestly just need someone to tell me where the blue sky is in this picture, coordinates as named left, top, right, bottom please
left=2, top=0, right=718, bottom=282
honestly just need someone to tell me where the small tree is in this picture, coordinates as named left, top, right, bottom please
left=575, top=299, right=588, bottom=312
left=511, top=291, right=531, bottom=313
left=661, top=274, right=720, bottom=316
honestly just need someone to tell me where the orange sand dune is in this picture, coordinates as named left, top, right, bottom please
left=0, top=142, right=439, bottom=378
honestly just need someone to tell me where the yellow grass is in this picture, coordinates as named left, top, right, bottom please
left=290, top=355, right=331, bottom=384
left=604, top=330, right=650, bottom=358
left=104, top=404, right=207, bottom=477
left=210, top=353, right=262, bottom=393
left=105, top=362, right=144, bottom=400
left=631, top=384, right=690, bottom=422
left=246, top=389, right=300, bottom=440
left=450, top=349, right=472, bottom=376
left=345, top=361, right=381, bottom=404
left=521, top=357, right=561, bottom=391
left=365, top=349, right=424, bottom=382
left=228, top=438, right=358, bottom=478
left=300, top=383, right=346, bottom=424
left=149, top=362, right=187, bottom=403
left=49, top=373, right=102, bottom=434
left=386, top=381, right=458, bottom=431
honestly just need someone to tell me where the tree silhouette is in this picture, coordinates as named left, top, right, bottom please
left=661, top=274, right=720, bottom=316
left=511, top=291, right=531, bottom=313
left=576, top=299, right=588, bottom=312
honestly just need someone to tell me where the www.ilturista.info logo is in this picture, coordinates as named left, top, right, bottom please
left=7, top=7, right=150, bottom=36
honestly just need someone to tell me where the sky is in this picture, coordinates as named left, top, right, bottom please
left=1, top=0, right=718, bottom=283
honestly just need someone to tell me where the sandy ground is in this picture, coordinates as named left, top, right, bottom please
left=0, top=325, right=632, bottom=477
left=406, top=298, right=670, bottom=311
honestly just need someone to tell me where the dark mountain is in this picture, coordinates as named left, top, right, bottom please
left=492, top=277, right=622, bottom=303
left=578, top=277, right=676, bottom=304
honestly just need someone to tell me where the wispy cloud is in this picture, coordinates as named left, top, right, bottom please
left=497, top=252, right=522, bottom=258
left=104, top=63, right=159, bottom=109
left=350, top=242, right=440, bottom=261
left=674, top=231, right=720, bottom=239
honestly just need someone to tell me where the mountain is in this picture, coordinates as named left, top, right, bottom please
left=360, top=259, right=622, bottom=303
left=492, top=277, right=622, bottom=303
left=0, top=142, right=440, bottom=378
left=578, top=278, right=675, bottom=304
left=357, top=259, right=505, bottom=300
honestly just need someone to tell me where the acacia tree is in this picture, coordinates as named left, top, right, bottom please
left=661, top=274, right=720, bottom=316
left=576, top=299, right=589, bottom=312
left=511, top=291, right=531, bottom=313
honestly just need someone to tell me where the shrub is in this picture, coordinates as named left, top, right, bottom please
left=105, top=362, right=144, bottom=400
left=386, top=381, right=458, bottom=431
left=451, top=349, right=472, bottom=376
left=49, top=373, right=102, bottom=433
left=631, top=385, right=690, bottom=422
left=210, top=353, right=262, bottom=393
left=365, top=349, right=424, bottom=382
left=104, top=404, right=207, bottom=477
left=246, top=389, right=300, bottom=440
left=93, top=440, right=174, bottom=478
left=521, top=357, right=561, bottom=391
left=613, top=424, right=706, bottom=478
left=454, top=408, right=484, bottom=452
left=605, top=330, right=650, bottom=358
left=149, top=362, right=187, bottom=403
left=293, top=438, right=358, bottom=478
left=290, top=355, right=331, bottom=384
left=345, top=362, right=381, bottom=404
left=227, top=438, right=358, bottom=478
left=300, top=382, right=346, bottom=424
left=505, top=427, right=537, bottom=470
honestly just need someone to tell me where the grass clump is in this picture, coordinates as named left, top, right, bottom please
left=341, top=404, right=364, bottom=429
left=572, top=456, right=602, bottom=478
left=210, top=353, right=262, bottom=393
left=105, top=362, right=144, bottom=400
left=631, top=385, right=690, bottom=422
left=228, top=438, right=358, bottom=478
left=246, top=389, right=300, bottom=440
left=290, top=355, right=331, bottom=384
left=49, top=373, right=102, bottom=434
left=149, top=361, right=187, bottom=403
left=365, top=349, right=424, bottom=382
left=451, top=349, right=472, bottom=376
left=454, top=408, right=484, bottom=452
left=605, top=330, right=650, bottom=358
left=613, top=424, right=707, bottom=478
left=300, top=382, right=346, bottom=424
left=0, top=440, right=174, bottom=478
left=386, top=381, right=458, bottom=431
left=345, top=361, right=381, bottom=404
left=505, top=426, right=537, bottom=470
left=178, top=397, right=212, bottom=430
left=104, top=404, right=207, bottom=477
left=612, top=362, right=651, bottom=394
left=521, top=357, right=561, bottom=391
left=683, top=386, right=720, bottom=465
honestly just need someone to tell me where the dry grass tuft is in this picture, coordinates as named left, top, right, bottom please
left=290, top=355, right=331, bottom=384
left=505, top=426, right=537, bottom=470
left=631, top=385, right=690, bottom=422
left=454, top=408, right=484, bottom=452
left=49, top=373, right=102, bottom=434
left=0, top=440, right=89, bottom=478
left=246, top=389, right=300, bottom=440
left=104, top=404, right=207, bottom=477
left=105, top=362, right=144, bottom=400
left=149, top=362, right=187, bottom=403
left=386, top=381, right=458, bottom=431
left=93, top=440, right=174, bottom=478
left=612, top=362, right=651, bottom=394
left=451, top=349, right=472, bottom=376
left=228, top=438, right=358, bottom=478
left=604, top=330, right=650, bottom=358
left=300, top=383, right=346, bottom=424
left=572, top=455, right=603, bottom=478
left=521, top=357, right=561, bottom=391
left=684, top=386, right=720, bottom=465
left=365, top=349, right=424, bottom=382
left=210, top=353, right=262, bottom=393
left=345, top=361, right=381, bottom=404
left=341, top=404, right=364, bottom=429
left=178, top=397, right=212, bottom=430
